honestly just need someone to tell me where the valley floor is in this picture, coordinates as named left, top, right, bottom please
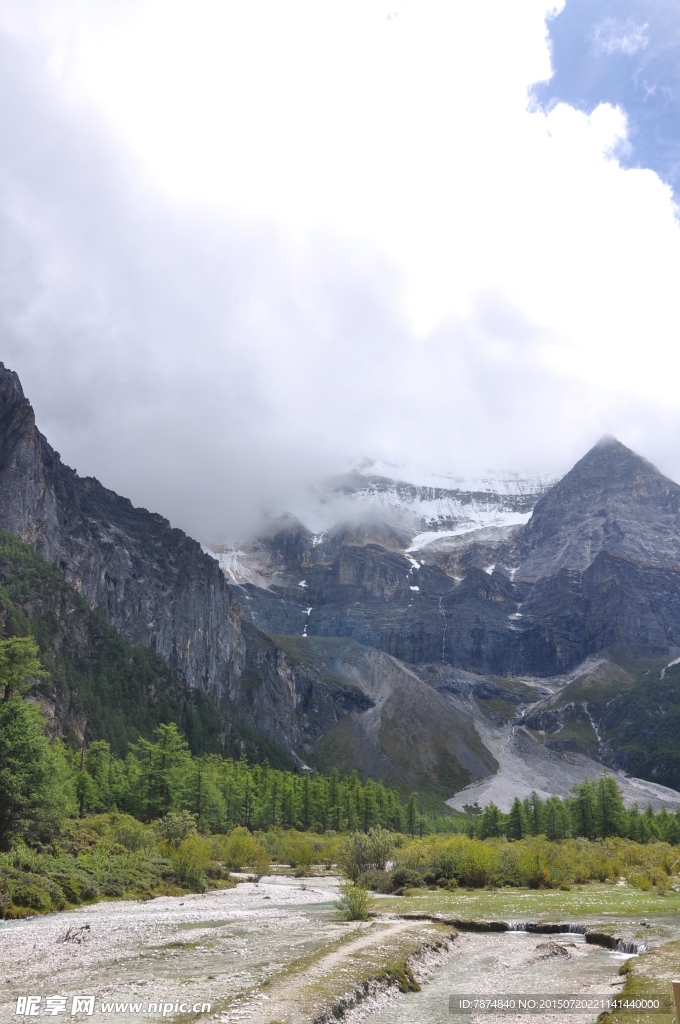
left=2, top=877, right=679, bottom=1024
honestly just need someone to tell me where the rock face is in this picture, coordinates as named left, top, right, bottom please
left=235, top=622, right=374, bottom=757
left=0, top=363, right=384, bottom=763
left=0, top=362, right=244, bottom=700
left=512, top=437, right=680, bottom=580
left=236, top=438, right=680, bottom=676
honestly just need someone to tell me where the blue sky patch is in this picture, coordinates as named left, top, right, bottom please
left=532, top=0, right=680, bottom=198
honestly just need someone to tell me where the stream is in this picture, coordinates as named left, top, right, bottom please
left=358, top=930, right=630, bottom=1024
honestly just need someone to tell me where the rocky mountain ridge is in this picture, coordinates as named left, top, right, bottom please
left=228, top=438, right=680, bottom=677
left=0, top=363, right=441, bottom=775
left=0, top=362, right=245, bottom=702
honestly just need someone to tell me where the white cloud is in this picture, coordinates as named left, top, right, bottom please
left=1, top=1, right=680, bottom=540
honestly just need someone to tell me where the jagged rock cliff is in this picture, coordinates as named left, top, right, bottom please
left=0, top=362, right=244, bottom=700
left=0, top=363, right=387, bottom=763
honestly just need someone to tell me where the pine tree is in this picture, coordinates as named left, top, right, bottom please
left=406, top=793, right=418, bottom=838
left=0, top=636, right=60, bottom=849
left=526, top=792, right=544, bottom=836
left=544, top=795, right=568, bottom=840
left=479, top=802, right=502, bottom=839
left=571, top=779, right=597, bottom=838
left=506, top=797, right=528, bottom=840
left=596, top=774, right=625, bottom=838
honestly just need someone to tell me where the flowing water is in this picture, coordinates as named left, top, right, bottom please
left=358, top=931, right=631, bottom=1024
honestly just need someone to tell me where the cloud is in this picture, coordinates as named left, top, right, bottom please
left=591, top=17, right=649, bottom=57
left=534, top=0, right=680, bottom=197
left=1, top=4, right=680, bottom=542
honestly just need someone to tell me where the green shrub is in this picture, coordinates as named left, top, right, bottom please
left=359, top=869, right=393, bottom=893
left=216, top=827, right=270, bottom=878
left=218, top=827, right=253, bottom=869
left=168, top=834, right=213, bottom=889
left=336, top=880, right=372, bottom=920
left=113, top=816, right=151, bottom=852
left=155, top=811, right=197, bottom=845
left=390, top=868, right=424, bottom=892
left=340, top=828, right=396, bottom=880
left=290, top=839, right=315, bottom=872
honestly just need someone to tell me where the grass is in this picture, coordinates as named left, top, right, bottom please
left=602, top=938, right=680, bottom=1024
left=383, top=882, right=680, bottom=921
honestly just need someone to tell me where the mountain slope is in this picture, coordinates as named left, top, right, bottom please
left=512, top=436, right=680, bottom=581
left=275, top=635, right=498, bottom=806
left=0, top=363, right=244, bottom=699
left=0, top=530, right=229, bottom=758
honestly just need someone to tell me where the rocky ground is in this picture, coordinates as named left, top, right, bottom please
left=3, top=877, right=674, bottom=1024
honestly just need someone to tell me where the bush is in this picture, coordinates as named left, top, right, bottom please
left=340, top=828, right=396, bottom=881
left=458, top=842, right=493, bottom=887
left=290, top=840, right=315, bottom=873
left=359, top=869, right=394, bottom=893
left=168, top=835, right=213, bottom=889
left=250, top=844, right=271, bottom=880
left=113, top=816, right=150, bottom=852
left=336, top=880, right=372, bottom=920
left=218, top=827, right=254, bottom=870
left=155, top=811, right=197, bottom=845
left=216, top=828, right=270, bottom=878
left=390, top=868, right=424, bottom=892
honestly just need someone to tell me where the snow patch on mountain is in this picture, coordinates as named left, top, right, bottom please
left=407, top=509, right=533, bottom=552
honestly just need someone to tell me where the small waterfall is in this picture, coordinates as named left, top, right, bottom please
left=616, top=939, right=644, bottom=955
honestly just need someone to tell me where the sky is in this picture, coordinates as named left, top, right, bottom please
left=1, top=0, right=680, bottom=542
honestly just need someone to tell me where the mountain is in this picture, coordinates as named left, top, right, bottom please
left=0, top=363, right=244, bottom=701
left=227, top=437, right=680, bottom=677
left=0, top=364, right=398, bottom=772
left=512, top=437, right=680, bottom=581
left=3, top=358, right=678, bottom=806
left=211, top=437, right=680, bottom=803
left=0, top=529, right=228, bottom=758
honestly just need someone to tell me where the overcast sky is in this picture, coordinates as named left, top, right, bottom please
left=1, top=0, right=680, bottom=542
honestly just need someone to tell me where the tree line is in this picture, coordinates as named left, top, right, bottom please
left=464, top=780, right=680, bottom=846
left=1, top=637, right=415, bottom=849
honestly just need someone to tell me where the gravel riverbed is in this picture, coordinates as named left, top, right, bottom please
left=0, top=880, right=649, bottom=1024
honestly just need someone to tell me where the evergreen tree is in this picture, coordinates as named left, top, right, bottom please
left=0, top=636, right=64, bottom=848
left=132, top=723, right=192, bottom=821
left=570, top=779, right=597, bottom=838
left=544, top=795, right=569, bottom=840
left=507, top=797, right=528, bottom=840
left=626, top=803, right=643, bottom=842
left=406, top=793, right=418, bottom=838
left=0, top=636, right=45, bottom=700
left=596, top=774, right=625, bottom=838
left=479, top=802, right=502, bottom=839
left=525, top=792, right=544, bottom=836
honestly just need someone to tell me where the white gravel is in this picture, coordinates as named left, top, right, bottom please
left=0, top=877, right=342, bottom=1023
